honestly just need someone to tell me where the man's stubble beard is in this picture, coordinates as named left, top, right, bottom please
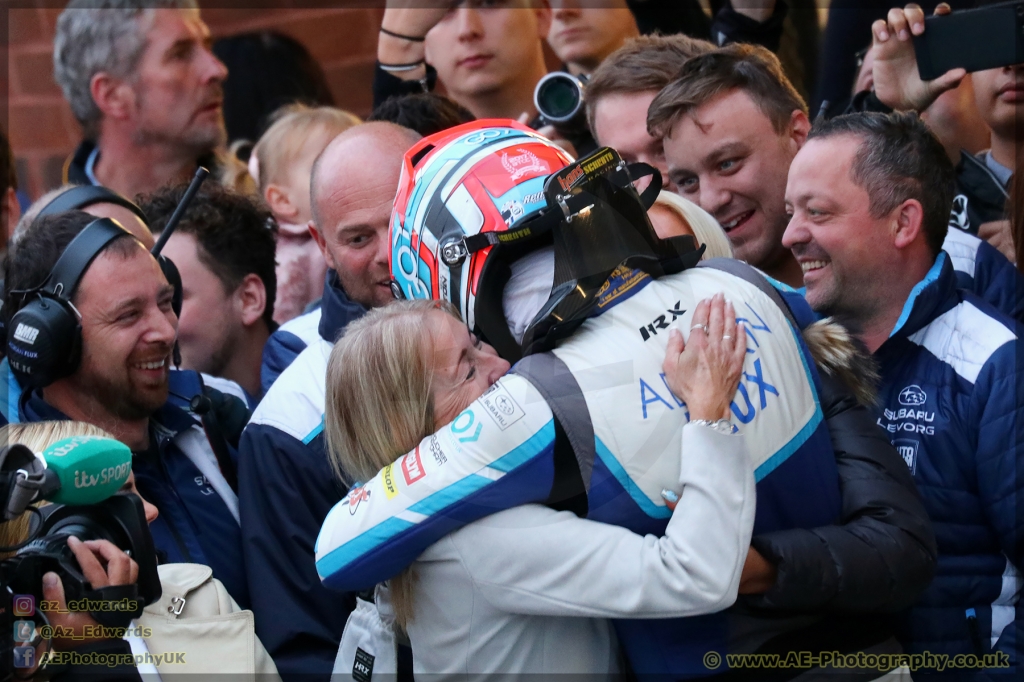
left=197, top=329, right=239, bottom=379
left=133, top=118, right=226, bottom=157
left=74, top=367, right=168, bottom=422
left=132, top=85, right=227, bottom=157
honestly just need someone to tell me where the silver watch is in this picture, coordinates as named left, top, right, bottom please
left=690, top=418, right=736, bottom=434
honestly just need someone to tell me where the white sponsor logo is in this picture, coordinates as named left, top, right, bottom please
left=894, top=439, right=919, bottom=475
left=501, top=149, right=546, bottom=181
left=13, top=323, right=39, bottom=346
left=898, top=385, right=927, bottom=406
left=74, top=463, right=130, bottom=489
left=883, top=408, right=934, bottom=422
left=480, top=383, right=525, bottom=430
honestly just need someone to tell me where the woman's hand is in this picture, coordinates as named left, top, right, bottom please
left=662, top=293, right=746, bottom=422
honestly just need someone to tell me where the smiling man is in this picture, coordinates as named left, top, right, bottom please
left=585, top=33, right=714, bottom=193
left=54, top=0, right=228, bottom=199
left=3, top=209, right=248, bottom=608
left=783, top=111, right=1023, bottom=675
left=647, top=44, right=808, bottom=287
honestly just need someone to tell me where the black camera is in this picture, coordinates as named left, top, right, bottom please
left=0, top=442, right=161, bottom=680
left=3, top=494, right=161, bottom=611
left=535, top=72, right=589, bottom=129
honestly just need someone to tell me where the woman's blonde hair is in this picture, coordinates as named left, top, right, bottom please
left=252, top=103, right=361, bottom=190
left=324, top=299, right=460, bottom=627
left=0, top=422, right=115, bottom=557
left=654, top=191, right=734, bottom=261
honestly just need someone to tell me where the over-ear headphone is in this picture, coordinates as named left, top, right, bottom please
left=6, top=218, right=134, bottom=388
left=5, top=170, right=209, bottom=388
left=33, top=185, right=182, bottom=318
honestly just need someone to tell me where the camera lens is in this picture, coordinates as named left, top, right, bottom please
left=538, top=79, right=579, bottom=120
left=534, top=72, right=585, bottom=124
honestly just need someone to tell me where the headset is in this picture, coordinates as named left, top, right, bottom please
left=6, top=217, right=134, bottom=388
left=32, top=184, right=183, bottom=319
left=5, top=171, right=208, bottom=389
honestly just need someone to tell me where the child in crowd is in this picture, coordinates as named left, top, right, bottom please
left=251, top=104, right=361, bottom=323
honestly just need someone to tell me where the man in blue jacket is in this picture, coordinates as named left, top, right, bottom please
left=3, top=209, right=248, bottom=608
left=238, top=121, right=420, bottom=680
left=785, top=110, right=1022, bottom=677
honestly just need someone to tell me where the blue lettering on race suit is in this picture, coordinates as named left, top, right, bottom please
left=639, top=304, right=780, bottom=421
left=452, top=409, right=482, bottom=443
left=639, top=373, right=692, bottom=420
left=640, top=379, right=676, bottom=419
left=736, top=301, right=771, bottom=354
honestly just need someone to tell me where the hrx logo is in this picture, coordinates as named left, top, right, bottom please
left=639, top=302, right=686, bottom=341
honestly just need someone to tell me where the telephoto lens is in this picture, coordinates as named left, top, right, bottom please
left=534, top=72, right=588, bottom=125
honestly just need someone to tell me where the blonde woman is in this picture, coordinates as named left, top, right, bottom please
left=323, top=297, right=753, bottom=677
left=1, top=421, right=280, bottom=680
left=650, top=190, right=734, bottom=260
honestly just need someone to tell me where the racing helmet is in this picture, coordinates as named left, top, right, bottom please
left=389, top=119, right=573, bottom=333
left=390, top=119, right=702, bottom=361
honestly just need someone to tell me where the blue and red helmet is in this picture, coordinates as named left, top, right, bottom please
left=391, top=120, right=700, bottom=359
left=389, top=120, right=573, bottom=334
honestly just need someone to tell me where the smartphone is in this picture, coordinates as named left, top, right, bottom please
left=913, top=1, right=1024, bottom=81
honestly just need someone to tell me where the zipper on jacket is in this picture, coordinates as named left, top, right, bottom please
left=141, top=424, right=195, bottom=563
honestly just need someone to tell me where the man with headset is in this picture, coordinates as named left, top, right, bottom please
left=2, top=208, right=248, bottom=608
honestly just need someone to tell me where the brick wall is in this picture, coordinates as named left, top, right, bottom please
left=5, top=3, right=385, bottom=200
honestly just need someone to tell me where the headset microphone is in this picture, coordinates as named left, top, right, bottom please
left=152, top=167, right=209, bottom=367
left=152, top=166, right=209, bottom=259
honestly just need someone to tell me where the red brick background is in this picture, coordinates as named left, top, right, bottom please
left=5, top=4, right=386, bottom=199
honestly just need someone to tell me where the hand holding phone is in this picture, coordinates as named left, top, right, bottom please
left=913, top=1, right=1024, bottom=81
left=872, top=3, right=968, bottom=113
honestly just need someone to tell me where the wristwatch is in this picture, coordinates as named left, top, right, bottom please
left=690, top=418, right=737, bottom=434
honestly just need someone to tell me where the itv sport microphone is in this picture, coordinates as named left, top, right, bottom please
left=2, top=436, right=132, bottom=519
left=41, top=436, right=133, bottom=505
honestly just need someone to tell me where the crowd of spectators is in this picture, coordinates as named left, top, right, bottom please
left=0, top=0, right=1021, bottom=680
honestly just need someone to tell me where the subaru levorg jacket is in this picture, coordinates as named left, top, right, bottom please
left=941, top=228, right=1024, bottom=324
left=316, top=265, right=933, bottom=677
left=875, top=252, right=1022, bottom=679
left=238, top=271, right=368, bottom=681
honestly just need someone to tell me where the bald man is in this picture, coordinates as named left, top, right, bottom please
left=260, top=122, right=422, bottom=392
left=240, top=121, right=420, bottom=680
